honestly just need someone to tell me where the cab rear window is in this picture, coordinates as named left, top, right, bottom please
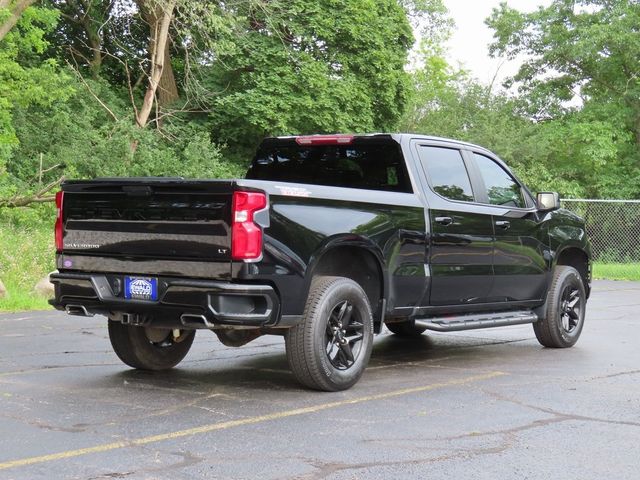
left=246, top=144, right=412, bottom=193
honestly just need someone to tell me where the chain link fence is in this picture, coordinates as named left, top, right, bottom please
left=561, top=199, right=640, bottom=280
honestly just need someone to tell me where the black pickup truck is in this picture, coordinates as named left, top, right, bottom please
left=51, top=133, right=591, bottom=391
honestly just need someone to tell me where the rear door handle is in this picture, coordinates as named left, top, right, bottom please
left=495, top=220, right=511, bottom=229
left=435, top=216, right=453, bottom=226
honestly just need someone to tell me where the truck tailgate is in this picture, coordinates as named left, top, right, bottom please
left=61, top=179, right=233, bottom=267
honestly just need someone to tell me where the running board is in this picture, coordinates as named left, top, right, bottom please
left=415, top=310, right=538, bottom=332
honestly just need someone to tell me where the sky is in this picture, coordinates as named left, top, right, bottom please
left=443, top=0, right=552, bottom=85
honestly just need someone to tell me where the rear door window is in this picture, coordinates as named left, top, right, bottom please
left=418, top=146, right=474, bottom=202
left=246, top=143, right=412, bottom=193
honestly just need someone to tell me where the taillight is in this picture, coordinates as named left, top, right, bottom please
left=55, top=191, right=64, bottom=251
left=231, top=191, right=267, bottom=261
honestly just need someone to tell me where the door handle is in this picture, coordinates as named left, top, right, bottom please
left=495, top=220, right=511, bottom=229
left=435, top=216, right=453, bottom=226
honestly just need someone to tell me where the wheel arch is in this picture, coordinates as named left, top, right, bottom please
left=304, top=236, right=387, bottom=333
left=554, top=245, right=591, bottom=298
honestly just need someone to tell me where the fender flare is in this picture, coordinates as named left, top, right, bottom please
left=302, top=234, right=388, bottom=323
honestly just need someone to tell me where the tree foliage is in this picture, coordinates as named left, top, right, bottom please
left=203, top=0, right=416, bottom=155
left=2, top=0, right=450, bottom=208
left=403, top=0, right=640, bottom=199
left=0, top=1, right=73, bottom=203
left=486, top=0, right=640, bottom=197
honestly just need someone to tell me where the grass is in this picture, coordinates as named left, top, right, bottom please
left=0, top=280, right=51, bottom=311
left=0, top=213, right=56, bottom=313
left=592, top=262, right=640, bottom=281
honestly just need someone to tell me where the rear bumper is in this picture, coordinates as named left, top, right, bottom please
left=50, top=272, right=285, bottom=329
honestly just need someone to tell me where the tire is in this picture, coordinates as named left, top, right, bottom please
left=386, top=319, right=427, bottom=337
left=285, top=276, right=374, bottom=391
left=533, top=266, right=586, bottom=348
left=108, top=321, right=195, bottom=370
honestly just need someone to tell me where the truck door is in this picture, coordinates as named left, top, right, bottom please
left=414, top=144, right=495, bottom=306
left=469, top=152, right=548, bottom=302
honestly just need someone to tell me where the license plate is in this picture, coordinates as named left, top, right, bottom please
left=124, top=276, right=158, bottom=301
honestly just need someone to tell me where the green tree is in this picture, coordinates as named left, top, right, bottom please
left=2, top=0, right=451, bottom=208
left=404, top=0, right=640, bottom=199
left=0, top=1, right=243, bottom=208
left=201, top=0, right=448, bottom=156
left=401, top=56, right=589, bottom=197
left=0, top=2, right=70, bottom=154
left=0, top=1, right=73, bottom=202
left=487, top=0, right=640, bottom=198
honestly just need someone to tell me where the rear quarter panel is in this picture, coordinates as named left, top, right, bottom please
left=233, top=180, right=427, bottom=316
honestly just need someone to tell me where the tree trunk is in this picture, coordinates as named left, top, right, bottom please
left=0, top=0, right=36, bottom=42
left=635, top=112, right=640, bottom=151
left=157, top=37, right=178, bottom=106
left=135, top=0, right=179, bottom=128
left=86, top=21, right=103, bottom=79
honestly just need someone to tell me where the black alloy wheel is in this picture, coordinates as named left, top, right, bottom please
left=533, top=265, right=586, bottom=348
left=559, top=285, right=582, bottom=334
left=325, top=300, right=365, bottom=370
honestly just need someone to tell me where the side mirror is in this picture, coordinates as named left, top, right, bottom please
left=537, top=192, right=560, bottom=211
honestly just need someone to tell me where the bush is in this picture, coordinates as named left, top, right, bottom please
left=6, top=76, right=245, bottom=192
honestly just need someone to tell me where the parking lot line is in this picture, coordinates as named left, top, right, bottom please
left=0, top=371, right=505, bottom=471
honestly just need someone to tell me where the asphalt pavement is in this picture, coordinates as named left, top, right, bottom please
left=0, top=280, right=638, bottom=480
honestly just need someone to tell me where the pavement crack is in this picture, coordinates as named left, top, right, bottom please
left=130, top=447, right=205, bottom=476
left=438, top=416, right=570, bottom=441
left=86, top=472, right=134, bottom=480
left=290, top=443, right=511, bottom=480
left=71, top=392, right=235, bottom=429
left=480, top=389, right=640, bottom=428
left=0, top=412, right=87, bottom=433
left=0, top=362, right=121, bottom=378
left=589, top=369, right=640, bottom=380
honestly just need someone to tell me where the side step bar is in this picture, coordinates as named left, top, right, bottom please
left=415, top=310, right=538, bottom=332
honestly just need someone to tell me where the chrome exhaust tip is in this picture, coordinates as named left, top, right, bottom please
left=65, top=305, right=93, bottom=317
left=180, top=314, right=215, bottom=329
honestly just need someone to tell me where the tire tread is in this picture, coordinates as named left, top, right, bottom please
left=285, top=276, right=373, bottom=391
left=533, top=265, right=585, bottom=348
left=286, top=276, right=339, bottom=390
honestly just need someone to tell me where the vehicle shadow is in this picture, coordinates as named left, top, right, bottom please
left=97, top=331, right=526, bottom=393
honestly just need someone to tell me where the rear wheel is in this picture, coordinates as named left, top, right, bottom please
left=386, top=319, right=427, bottom=337
left=533, top=266, right=586, bottom=348
left=108, top=321, right=195, bottom=370
left=285, top=276, right=374, bottom=391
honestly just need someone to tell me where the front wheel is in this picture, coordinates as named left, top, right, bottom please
left=108, top=321, right=195, bottom=370
left=533, top=266, right=586, bottom=348
left=285, top=276, right=374, bottom=391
